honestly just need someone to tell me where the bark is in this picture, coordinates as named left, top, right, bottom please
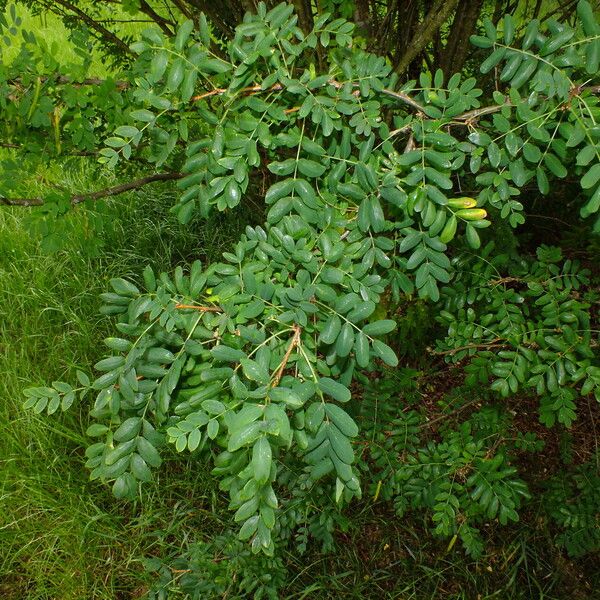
left=171, top=0, right=194, bottom=20
left=438, top=0, right=484, bottom=75
left=138, top=0, right=175, bottom=36
left=376, top=0, right=399, bottom=53
left=387, top=0, right=419, bottom=68
left=394, top=0, right=460, bottom=75
left=354, top=0, right=372, bottom=39
left=183, top=0, right=249, bottom=39
left=0, top=173, right=181, bottom=207
left=293, top=0, right=314, bottom=33
left=42, top=0, right=133, bottom=55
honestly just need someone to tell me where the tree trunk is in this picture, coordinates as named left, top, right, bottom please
left=438, top=0, right=484, bottom=75
left=393, top=0, right=460, bottom=75
left=293, top=0, right=314, bottom=33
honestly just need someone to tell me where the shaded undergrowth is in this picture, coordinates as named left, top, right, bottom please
left=1, top=180, right=598, bottom=599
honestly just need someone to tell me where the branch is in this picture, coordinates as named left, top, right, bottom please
left=393, top=0, right=460, bottom=74
left=175, top=304, right=222, bottom=312
left=8, top=75, right=129, bottom=89
left=49, top=0, right=133, bottom=55
left=190, top=83, right=283, bottom=102
left=453, top=102, right=511, bottom=123
left=430, top=339, right=505, bottom=356
left=138, top=0, right=175, bottom=36
left=271, top=325, right=302, bottom=387
left=380, top=88, right=427, bottom=113
left=0, top=172, right=181, bottom=207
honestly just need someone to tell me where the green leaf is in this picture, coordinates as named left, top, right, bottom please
left=328, top=424, right=354, bottom=464
left=470, top=36, right=494, bottom=49
left=239, top=515, right=260, bottom=541
left=86, top=424, right=108, bottom=437
left=536, top=168, right=549, bottom=195
left=325, top=404, right=358, bottom=437
left=150, top=50, right=168, bottom=81
left=354, top=332, right=369, bottom=368
left=503, top=14, right=514, bottom=44
left=187, top=428, right=202, bottom=451
left=130, top=109, right=155, bottom=123
left=202, top=399, right=226, bottom=415
left=362, top=320, right=396, bottom=336
left=335, top=322, right=354, bottom=357
left=131, top=453, right=152, bottom=482
left=76, top=370, right=90, bottom=387
left=113, top=417, right=142, bottom=442
left=207, top=418, right=219, bottom=439
left=240, top=358, right=270, bottom=384
left=212, top=345, right=246, bottom=362
left=318, top=377, right=351, bottom=402
left=372, top=340, right=398, bottom=367
left=137, top=437, right=162, bottom=468
left=175, top=19, right=194, bottom=51
left=581, top=164, right=600, bottom=189
left=167, top=58, right=185, bottom=92
left=439, top=214, right=457, bottom=243
left=228, top=422, right=262, bottom=452
left=544, top=153, right=567, bottom=178
left=252, top=436, right=272, bottom=484
left=110, top=278, right=139, bottom=296
left=465, top=224, right=481, bottom=249
left=320, top=315, right=342, bottom=344
left=297, top=159, right=326, bottom=178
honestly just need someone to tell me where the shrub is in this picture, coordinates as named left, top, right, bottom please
left=18, top=0, right=599, bottom=567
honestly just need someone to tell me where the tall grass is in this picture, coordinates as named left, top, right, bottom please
left=2, top=3, right=152, bottom=76
left=0, top=185, right=251, bottom=599
left=1, top=5, right=595, bottom=599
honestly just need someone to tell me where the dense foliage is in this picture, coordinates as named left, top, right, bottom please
left=2, top=0, right=599, bottom=596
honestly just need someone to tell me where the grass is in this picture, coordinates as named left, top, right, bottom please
left=0, top=184, right=252, bottom=599
left=2, top=4, right=598, bottom=599
left=1, top=3, right=152, bottom=76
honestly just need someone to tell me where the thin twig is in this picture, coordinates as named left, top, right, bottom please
left=430, top=339, right=505, bottom=356
left=381, top=88, right=426, bottom=113
left=271, top=325, right=302, bottom=387
left=0, top=172, right=181, bottom=207
left=174, top=304, right=222, bottom=313
left=419, top=398, right=482, bottom=430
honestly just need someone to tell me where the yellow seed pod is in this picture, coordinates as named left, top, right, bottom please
left=455, top=208, right=488, bottom=220
left=448, top=197, right=478, bottom=209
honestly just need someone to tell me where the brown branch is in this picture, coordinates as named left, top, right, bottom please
left=96, top=19, right=157, bottom=24
left=419, top=398, right=482, bottom=430
left=1, top=141, right=99, bottom=156
left=271, top=325, right=302, bottom=388
left=453, top=100, right=512, bottom=123
left=138, top=0, right=175, bottom=36
left=171, top=0, right=194, bottom=20
left=0, top=172, right=181, bottom=207
left=190, top=83, right=283, bottom=103
left=430, top=338, right=505, bottom=356
left=175, top=304, right=222, bottom=312
left=8, top=75, right=129, bottom=90
left=381, top=88, right=426, bottom=113
left=438, top=0, right=484, bottom=75
left=393, top=0, right=460, bottom=74
left=49, top=0, right=133, bottom=55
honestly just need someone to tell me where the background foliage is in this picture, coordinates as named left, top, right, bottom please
left=1, top=1, right=599, bottom=598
